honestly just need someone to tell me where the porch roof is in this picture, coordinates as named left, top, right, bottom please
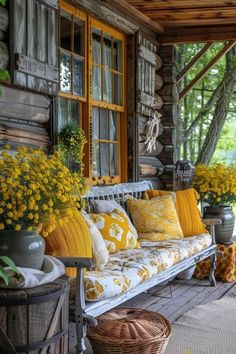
left=124, top=0, right=236, bottom=44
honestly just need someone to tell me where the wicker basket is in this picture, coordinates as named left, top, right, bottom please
left=87, top=308, right=172, bottom=354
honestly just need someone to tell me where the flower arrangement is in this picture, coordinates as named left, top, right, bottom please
left=0, top=145, right=87, bottom=235
left=59, top=125, right=87, bottom=166
left=193, top=164, right=236, bottom=206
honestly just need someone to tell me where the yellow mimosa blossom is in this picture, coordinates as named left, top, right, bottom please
left=15, top=224, right=21, bottom=231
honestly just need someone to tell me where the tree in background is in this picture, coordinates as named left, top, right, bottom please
left=176, top=43, right=236, bottom=165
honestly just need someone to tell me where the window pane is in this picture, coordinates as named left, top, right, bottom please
left=92, top=142, right=100, bottom=176
left=114, top=73, right=122, bottom=105
left=101, top=143, right=109, bottom=176
left=92, top=65, right=101, bottom=100
left=113, top=39, right=122, bottom=72
left=60, top=10, right=71, bottom=51
left=74, top=18, right=84, bottom=56
left=92, top=28, right=101, bottom=64
left=58, top=98, right=79, bottom=132
left=103, top=69, right=112, bottom=103
left=100, top=109, right=109, bottom=140
left=110, top=143, right=118, bottom=176
left=73, top=57, right=84, bottom=96
left=103, top=33, right=112, bottom=68
left=60, top=52, right=71, bottom=93
left=93, top=107, right=99, bottom=140
left=109, top=111, right=118, bottom=141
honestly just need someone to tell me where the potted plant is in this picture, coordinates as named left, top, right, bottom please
left=0, top=145, right=87, bottom=270
left=193, top=164, right=236, bottom=244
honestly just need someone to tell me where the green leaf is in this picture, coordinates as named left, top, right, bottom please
left=0, top=256, right=19, bottom=274
left=0, top=69, right=10, bottom=81
left=0, top=0, right=6, bottom=6
left=0, top=267, right=9, bottom=285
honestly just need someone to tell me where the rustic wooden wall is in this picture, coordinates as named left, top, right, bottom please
left=132, top=31, right=178, bottom=190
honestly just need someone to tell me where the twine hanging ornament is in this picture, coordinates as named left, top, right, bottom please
left=144, top=111, right=162, bottom=153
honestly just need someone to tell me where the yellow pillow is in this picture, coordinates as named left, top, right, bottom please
left=145, top=189, right=208, bottom=237
left=175, top=189, right=208, bottom=237
left=127, top=196, right=184, bottom=241
left=43, top=210, right=92, bottom=277
left=89, top=209, right=139, bottom=254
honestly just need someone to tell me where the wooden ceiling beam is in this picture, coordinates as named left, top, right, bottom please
left=177, top=43, right=213, bottom=84
left=160, top=28, right=236, bottom=44
left=179, top=41, right=236, bottom=100
left=99, top=0, right=164, bottom=33
left=127, top=0, right=236, bottom=10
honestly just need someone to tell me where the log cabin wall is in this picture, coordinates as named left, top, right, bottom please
left=135, top=33, right=177, bottom=189
left=0, top=0, right=178, bottom=189
left=0, top=0, right=57, bottom=151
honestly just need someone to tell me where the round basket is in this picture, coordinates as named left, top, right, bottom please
left=87, top=308, right=172, bottom=354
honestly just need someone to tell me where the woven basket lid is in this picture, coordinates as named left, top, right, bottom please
left=88, top=308, right=172, bottom=343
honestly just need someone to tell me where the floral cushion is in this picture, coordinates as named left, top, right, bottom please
left=69, top=233, right=212, bottom=302
left=127, top=196, right=184, bottom=241
left=89, top=209, right=139, bottom=254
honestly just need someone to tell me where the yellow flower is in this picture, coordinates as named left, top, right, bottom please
left=0, top=223, right=5, bottom=230
left=15, top=224, right=21, bottom=231
left=27, top=213, right=34, bottom=220
left=6, top=219, right=12, bottom=225
left=42, top=204, right=48, bottom=211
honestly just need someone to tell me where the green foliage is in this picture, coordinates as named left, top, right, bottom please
left=0, top=256, right=20, bottom=286
left=0, top=69, right=10, bottom=81
left=176, top=42, right=236, bottom=164
left=0, top=0, right=6, bottom=7
left=58, top=125, right=87, bottom=165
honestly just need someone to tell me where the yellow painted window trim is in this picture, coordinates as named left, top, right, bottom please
left=59, top=1, right=87, bottom=101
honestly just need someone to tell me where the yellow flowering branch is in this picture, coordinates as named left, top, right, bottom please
left=193, top=164, right=236, bottom=206
left=0, top=145, right=87, bottom=235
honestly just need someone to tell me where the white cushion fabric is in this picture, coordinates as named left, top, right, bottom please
left=82, top=210, right=109, bottom=270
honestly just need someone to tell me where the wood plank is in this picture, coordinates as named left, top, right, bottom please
left=75, top=0, right=139, bottom=34
left=14, top=0, right=27, bottom=55
left=127, top=0, right=236, bottom=11
left=138, top=44, right=158, bottom=65
left=179, top=41, right=236, bottom=100
left=177, top=43, right=213, bottom=83
left=100, top=0, right=164, bottom=33
left=16, top=54, right=58, bottom=82
left=161, top=27, right=236, bottom=44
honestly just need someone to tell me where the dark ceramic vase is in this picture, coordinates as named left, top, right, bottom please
left=0, top=230, right=45, bottom=270
left=203, top=206, right=235, bottom=245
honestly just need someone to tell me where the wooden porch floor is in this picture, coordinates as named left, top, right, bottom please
left=69, top=277, right=236, bottom=353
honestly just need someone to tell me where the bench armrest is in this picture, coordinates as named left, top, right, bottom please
left=202, top=218, right=222, bottom=226
left=202, top=218, right=222, bottom=244
left=56, top=257, right=95, bottom=270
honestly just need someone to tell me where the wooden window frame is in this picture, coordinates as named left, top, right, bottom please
left=58, top=0, right=87, bottom=102
left=57, top=2, right=127, bottom=185
left=85, top=17, right=127, bottom=185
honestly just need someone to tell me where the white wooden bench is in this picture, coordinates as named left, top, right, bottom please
left=58, top=181, right=220, bottom=354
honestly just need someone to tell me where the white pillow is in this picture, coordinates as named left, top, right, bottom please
left=82, top=210, right=109, bottom=270
left=92, top=199, right=138, bottom=240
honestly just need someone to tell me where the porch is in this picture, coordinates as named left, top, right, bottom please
left=69, top=277, right=236, bottom=353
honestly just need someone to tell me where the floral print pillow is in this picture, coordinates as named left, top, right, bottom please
left=89, top=209, right=139, bottom=254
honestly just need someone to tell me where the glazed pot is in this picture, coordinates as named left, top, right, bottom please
left=0, top=230, right=45, bottom=270
left=203, top=206, right=235, bottom=245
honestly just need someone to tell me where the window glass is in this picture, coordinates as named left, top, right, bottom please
left=60, top=52, right=71, bottom=93
left=74, top=18, right=84, bottom=55
left=103, top=69, right=112, bottom=103
left=92, top=29, right=101, bottom=64
left=58, top=98, right=79, bottom=132
left=109, top=111, right=118, bottom=141
left=92, top=142, right=100, bottom=176
left=100, top=143, right=109, bottom=176
left=92, top=65, right=102, bottom=100
left=110, top=143, right=118, bottom=176
left=103, top=34, right=112, bottom=68
left=113, top=39, right=122, bottom=72
left=60, top=10, right=71, bottom=51
left=73, top=57, right=84, bottom=96
left=100, top=109, right=109, bottom=140
left=92, top=107, right=99, bottom=139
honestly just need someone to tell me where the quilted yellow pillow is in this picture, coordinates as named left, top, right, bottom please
left=127, top=196, right=184, bottom=241
left=145, top=188, right=208, bottom=237
left=89, top=209, right=139, bottom=254
left=175, top=189, right=208, bottom=237
left=43, top=210, right=92, bottom=277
